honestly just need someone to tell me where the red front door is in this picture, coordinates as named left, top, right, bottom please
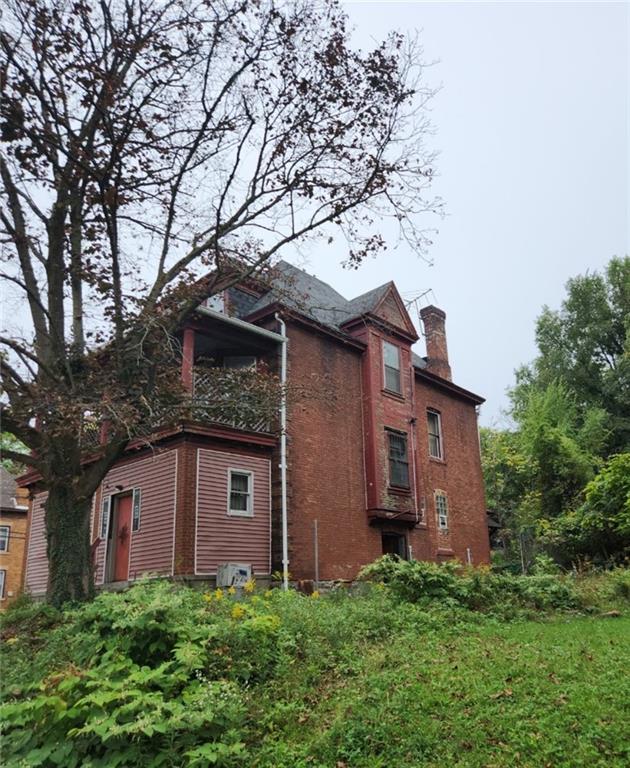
left=113, top=495, right=132, bottom=582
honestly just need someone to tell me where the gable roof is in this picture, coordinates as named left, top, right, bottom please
left=345, top=283, right=392, bottom=318
left=246, top=261, right=417, bottom=339
left=0, top=466, right=28, bottom=512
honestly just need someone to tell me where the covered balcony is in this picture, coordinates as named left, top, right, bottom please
left=180, top=306, right=284, bottom=436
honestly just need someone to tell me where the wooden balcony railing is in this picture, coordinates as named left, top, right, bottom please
left=191, top=367, right=278, bottom=434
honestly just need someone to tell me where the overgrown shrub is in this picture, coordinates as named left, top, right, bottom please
left=0, top=579, right=429, bottom=767
left=359, top=556, right=581, bottom=615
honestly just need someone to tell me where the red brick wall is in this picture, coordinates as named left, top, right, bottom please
left=282, top=319, right=489, bottom=580
left=413, top=378, right=490, bottom=566
left=282, top=322, right=377, bottom=580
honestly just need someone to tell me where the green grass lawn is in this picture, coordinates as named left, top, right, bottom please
left=251, top=616, right=630, bottom=768
left=2, top=573, right=629, bottom=767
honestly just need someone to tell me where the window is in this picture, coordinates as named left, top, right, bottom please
left=224, top=356, right=256, bottom=370
left=100, top=496, right=111, bottom=539
left=0, top=526, right=10, bottom=552
left=132, top=488, right=141, bottom=532
left=427, top=410, right=443, bottom=459
left=228, top=470, right=253, bottom=516
left=387, top=431, right=410, bottom=488
left=204, top=292, right=225, bottom=313
left=435, top=491, right=449, bottom=530
left=0, top=569, right=5, bottom=599
left=383, top=340, right=402, bottom=394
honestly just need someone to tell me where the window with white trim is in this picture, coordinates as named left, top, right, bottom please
left=427, top=410, right=443, bottom=459
left=0, top=526, right=10, bottom=552
left=228, top=470, right=254, bottom=516
left=435, top=491, right=449, bottom=530
left=132, top=488, right=141, bottom=532
left=100, top=496, right=111, bottom=539
left=224, top=355, right=256, bottom=370
left=0, top=569, right=5, bottom=599
left=383, top=340, right=402, bottom=394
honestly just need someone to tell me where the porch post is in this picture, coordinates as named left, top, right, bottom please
left=182, top=327, right=195, bottom=392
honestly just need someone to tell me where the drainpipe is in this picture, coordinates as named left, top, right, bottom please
left=275, top=313, right=289, bottom=591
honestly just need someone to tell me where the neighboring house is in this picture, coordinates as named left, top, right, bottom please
left=22, top=261, right=489, bottom=595
left=0, top=466, right=29, bottom=607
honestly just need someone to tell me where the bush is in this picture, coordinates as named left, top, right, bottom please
left=359, top=556, right=581, bottom=615
left=0, top=579, right=426, bottom=767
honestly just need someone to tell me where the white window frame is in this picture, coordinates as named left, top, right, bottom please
left=100, top=495, right=111, bottom=540
left=427, top=409, right=443, bottom=460
left=435, top=491, right=449, bottom=530
left=223, top=355, right=257, bottom=370
left=0, top=525, right=10, bottom=553
left=227, top=469, right=254, bottom=517
left=132, top=488, right=142, bottom=532
left=0, top=569, right=5, bottom=599
left=382, top=340, right=402, bottom=394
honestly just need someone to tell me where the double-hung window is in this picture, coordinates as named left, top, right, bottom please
left=387, top=431, right=410, bottom=489
left=0, top=526, right=10, bottom=553
left=427, top=410, right=443, bottom=459
left=435, top=491, right=449, bottom=530
left=383, top=341, right=402, bottom=394
left=228, top=470, right=254, bottom=516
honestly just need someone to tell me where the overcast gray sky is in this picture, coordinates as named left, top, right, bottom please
left=288, top=0, right=629, bottom=426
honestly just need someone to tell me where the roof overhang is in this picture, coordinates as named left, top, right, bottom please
left=340, top=312, right=419, bottom=343
left=245, top=302, right=366, bottom=351
left=414, top=366, right=485, bottom=405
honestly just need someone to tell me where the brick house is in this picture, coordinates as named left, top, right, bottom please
left=22, top=261, right=489, bottom=595
left=1, top=466, right=29, bottom=608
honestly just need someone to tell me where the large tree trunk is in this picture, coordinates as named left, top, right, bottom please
left=45, top=485, right=94, bottom=607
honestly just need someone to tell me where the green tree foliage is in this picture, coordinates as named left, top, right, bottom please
left=546, top=454, right=630, bottom=563
left=482, top=257, right=630, bottom=567
left=521, top=255, right=630, bottom=452
left=1, top=432, right=27, bottom=473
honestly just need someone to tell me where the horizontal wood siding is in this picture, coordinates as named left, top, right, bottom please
left=94, top=450, right=178, bottom=583
left=24, top=493, right=48, bottom=596
left=196, top=448, right=271, bottom=575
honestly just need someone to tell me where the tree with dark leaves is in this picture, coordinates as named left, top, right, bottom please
left=0, top=0, right=440, bottom=604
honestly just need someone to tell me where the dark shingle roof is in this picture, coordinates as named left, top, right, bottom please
left=345, top=283, right=392, bottom=319
left=246, top=261, right=410, bottom=334
left=0, top=466, right=27, bottom=511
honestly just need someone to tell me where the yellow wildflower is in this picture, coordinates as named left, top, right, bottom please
left=231, top=604, right=246, bottom=620
left=311, top=590, right=320, bottom=599
left=227, top=586, right=236, bottom=595
left=203, top=592, right=213, bottom=603
left=243, top=578, right=256, bottom=594
left=264, top=589, right=273, bottom=599
left=214, top=588, right=224, bottom=601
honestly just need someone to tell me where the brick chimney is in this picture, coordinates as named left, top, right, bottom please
left=420, top=305, right=452, bottom=381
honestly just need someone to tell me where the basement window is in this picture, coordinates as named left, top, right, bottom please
left=383, top=340, right=402, bottom=394
left=0, top=569, right=5, bottom=599
left=387, top=430, right=410, bottom=489
left=228, top=470, right=254, bottom=517
left=0, top=526, right=9, bottom=553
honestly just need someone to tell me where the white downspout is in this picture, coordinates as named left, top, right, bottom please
left=275, top=313, right=289, bottom=591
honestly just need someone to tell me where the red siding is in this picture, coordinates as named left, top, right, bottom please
left=94, top=450, right=178, bottom=583
left=196, top=448, right=271, bottom=575
left=24, top=492, right=48, bottom=596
